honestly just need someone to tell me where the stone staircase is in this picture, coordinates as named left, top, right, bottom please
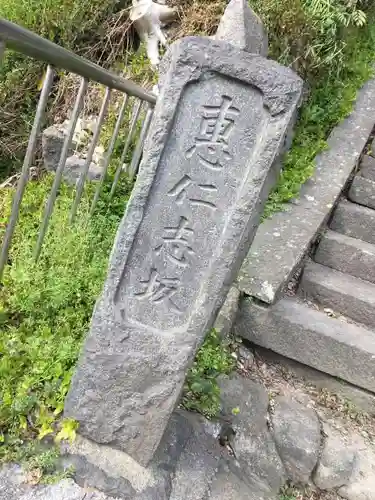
left=236, top=150, right=375, bottom=394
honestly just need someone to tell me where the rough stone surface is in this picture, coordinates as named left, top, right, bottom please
left=313, top=424, right=356, bottom=490
left=235, top=297, right=375, bottom=392
left=330, top=199, right=375, bottom=244
left=271, top=396, right=321, bottom=484
left=213, top=286, right=240, bottom=337
left=152, top=410, right=195, bottom=475
left=237, top=74, right=375, bottom=303
left=208, top=459, right=276, bottom=500
left=65, top=36, right=302, bottom=465
left=338, top=442, right=375, bottom=500
left=215, top=0, right=268, bottom=55
left=360, top=154, right=375, bottom=181
left=168, top=412, right=222, bottom=500
left=0, top=464, right=113, bottom=500
left=64, top=435, right=157, bottom=492
left=63, top=455, right=135, bottom=499
left=42, top=125, right=76, bottom=172
left=349, top=174, right=375, bottom=209
left=63, top=155, right=102, bottom=184
left=218, top=374, right=286, bottom=494
left=314, top=229, right=375, bottom=284
left=301, top=261, right=375, bottom=328
left=64, top=410, right=222, bottom=499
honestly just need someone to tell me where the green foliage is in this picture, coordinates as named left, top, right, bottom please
left=0, top=0, right=134, bottom=178
left=250, top=0, right=370, bottom=76
left=264, top=12, right=375, bottom=215
left=55, top=418, right=79, bottom=444
left=0, top=172, right=132, bottom=457
left=1, top=0, right=375, bottom=462
left=181, top=329, right=235, bottom=418
left=1, top=440, right=73, bottom=483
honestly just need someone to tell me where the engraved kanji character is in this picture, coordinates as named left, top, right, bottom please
left=154, top=216, right=195, bottom=266
left=134, top=268, right=182, bottom=312
left=168, top=174, right=217, bottom=211
left=186, top=95, right=240, bottom=170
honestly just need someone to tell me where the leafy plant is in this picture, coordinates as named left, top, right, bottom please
left=0, top=440, right=73, bottom=483
left=0, top=171, right=132, bottom=458
left=250, top=0, right=370, bottom=76
left=264, top=12, right=375, bottom=216
left=181, top=329, right=235, bottom=418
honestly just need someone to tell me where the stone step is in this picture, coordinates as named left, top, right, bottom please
left=301, top=261, right=375, bottom=329
left=348, top=174, right=375, bottom=209
left=235, top=297, right=375, bottom=393
left=330, top=200, right=375, bottom=245
left=314, top=230, right=375, bottom=284
left=360, top=154, right=375, bottom=181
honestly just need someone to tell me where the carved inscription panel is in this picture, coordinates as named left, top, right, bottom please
left=115, top=74, right=267, bottom=331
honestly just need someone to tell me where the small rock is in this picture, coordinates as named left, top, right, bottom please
left=218, top=374, right=286, bottom=494
left=42, top=124, right=76, bottom=172
left=338, top=444, right=375, bottom=500
left=63, top=155, right=102, bottom=184
left=64, top=454, right=135, bottom=499
left=238, top=345, right=254, bottom=368
left=323, top=307, right=336, bottom=318
left=271, top=396, right=321, bottom=483
left=313, top=424, right=356, bottom=490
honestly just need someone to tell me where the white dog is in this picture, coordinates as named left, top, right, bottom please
left=130, top=0, right=177, bottom=67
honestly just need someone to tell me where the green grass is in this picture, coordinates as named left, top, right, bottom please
left=0, top=173, right=133, bottom=458
left=264, top=16, right=375, bottom=216
left=181, top=329, right=236, bottom=418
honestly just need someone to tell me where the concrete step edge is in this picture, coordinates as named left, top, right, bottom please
left=234, top=296, right=375, bottom=393
left=348, top=175, right=375, bottom=210
left=300, top=261, right=375, bottom=330
left=314, top=229, right=375, bottom=284
left=360, top=154, right=375, bottom=181
left=330, top=200, right=375, bottom=245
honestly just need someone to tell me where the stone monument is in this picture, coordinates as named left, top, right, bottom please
left=65, top=0, right=303, bottom=466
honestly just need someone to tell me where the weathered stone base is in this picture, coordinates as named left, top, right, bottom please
left=62, top=406, right=273, bottom=500
left=59, top=368, right=375, bottom=500
left=3, top=361, right=375, bottom=499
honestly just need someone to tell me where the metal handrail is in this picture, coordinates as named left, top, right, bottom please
left=0, top=18, right=156, bottom=280
left=0, top=18, right=157, bottom=104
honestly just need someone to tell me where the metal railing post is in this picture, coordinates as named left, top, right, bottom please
left=89, top=94, right=130, bottom=216
left=34, top=77, right=88, bottom=261
left=70, top=87, right=112, bottom=222
left=127, top=106, right=154, bottom=180
left=0, top=65, right=55, bottom=280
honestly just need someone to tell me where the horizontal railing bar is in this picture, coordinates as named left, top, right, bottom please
left=0, top=18, right=157, bottom=105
